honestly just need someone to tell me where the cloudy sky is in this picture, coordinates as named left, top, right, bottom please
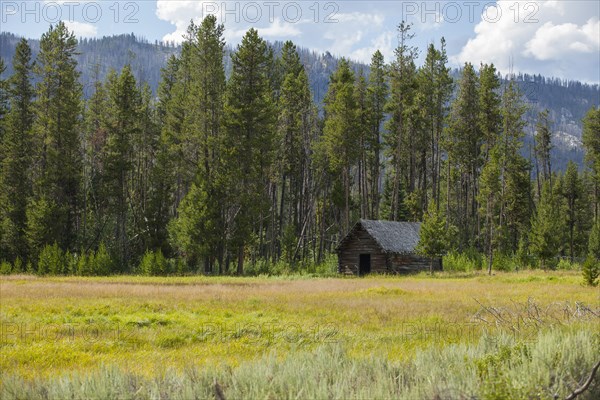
left=2, top=1, right=599, bottom=83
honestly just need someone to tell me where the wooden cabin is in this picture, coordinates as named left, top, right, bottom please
left=336, top=219, right=442, bottom=275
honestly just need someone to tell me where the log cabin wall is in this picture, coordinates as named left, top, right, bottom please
left=387, top=254, right=442, bottom=273
left=337, top=227, right=387, bottom=274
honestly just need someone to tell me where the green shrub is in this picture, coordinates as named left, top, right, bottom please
left=64, top=251, right=77, bottom=275
left=12, top=257, right=23, bottom=273
left=443, top=250, right=483, bottom=272
left=92, top=244, right=113, bottom=276
left=556, top=258, right=581, bottom=270
left=270, top=260, right=290, bottom=275
left=0, top=260, right=12, bottom=275
left=245, top=259, right=270, bottom=276
left=138, top=251, right=153, bottom=275
left=492, top=252, right=523, bottom=272
left=76, top=252, right=91, bottom=276
left=492, top=252, right=510, bottom=272
left=582, top=256, right=599, bottom=287
left=154, top=249, right=167, bottom=275
left=76, top=245, right=113, bottom=276
left=516, top=237, right=534, bottom=269
left=313, top=253, right=338, bottom=276
left=139, top=249, right=168, bottom=276
left=168, top=258, right=188, bottom=275
left=37, top=243, right=66, bottom=275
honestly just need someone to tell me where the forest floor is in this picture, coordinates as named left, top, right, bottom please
left=0, top=271, right=598, bottom=398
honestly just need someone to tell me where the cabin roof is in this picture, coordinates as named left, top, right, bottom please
left=337, top=219, right=422, bottom=254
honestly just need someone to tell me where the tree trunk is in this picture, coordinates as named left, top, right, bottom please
left=237, top=244, right=244, bottom=275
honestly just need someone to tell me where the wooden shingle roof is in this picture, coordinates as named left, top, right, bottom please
left=338, top=219, right=422, bottom=254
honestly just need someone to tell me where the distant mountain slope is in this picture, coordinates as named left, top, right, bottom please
left=1, top=32, right=598, bottom=171
left=0, top=32, right=355, bottom=104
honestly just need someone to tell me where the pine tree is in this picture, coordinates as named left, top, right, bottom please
left=582, top=255, right=599, bottom=287
left=275, top=40, right=316, bottom=264
left=102, top=65, right=141, bottom=270
left=0, top=58, right=8, bottom=154
left=367, top=50, right=388, bottom=218
left=478, top=146, right=501, bottom=274
left=589, top=217, right=600, bottom=260
left=380, top=171, right=409, bottom=221
left=150, top=55, right=180, bottom=256
left=81, top=65, right=109, bottom=252
left=498, top=81, right=531, bottom=253
left=415, top=201, right=449, bottom=274
left=0, top=39, right=35, bottom=261
left=168, top=180, right=219, bottom=270
left=169, top=16, right=227, bottom=272
left=162, top=41, right=195, bottom=213
left=561, top=161, right=587, bottom=260
left=444, top=63, right=481, bottom=245
left=223, top=28, right=276, bottom=274
left=355, top=69, right=370, bottom=219
left=583, top=217, right=599, bottom=286
left=582, top=107, right=600, bottom=218
left=385, top=22, right=419, bottom=221
left=415, top=40, right=453, bottom=212
left=187, top=15, right=226, bottom=181
left=478, top=64, right=502, bottom=159
left=535, top=109, right=553, bottom=191
left=530, top=181, right=562, bottom=269
left=477, top=63, right=502, bottom=271
left=321, top=58, right=359, bottom=233
left=132, top=83, right=160, bottom=255
left=156, top=55, right=179, bottom=126
left=29, top=22, right=82, bottom=255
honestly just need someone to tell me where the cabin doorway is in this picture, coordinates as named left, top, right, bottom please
left=359, top=254, right=371, bottom=275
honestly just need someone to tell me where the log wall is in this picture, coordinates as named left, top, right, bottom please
left=387, top=254, right=442, bottom=273
left=337, top=227, right=387, bottom=274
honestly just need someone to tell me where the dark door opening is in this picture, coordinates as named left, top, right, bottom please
left=359, top=254, right=371, bottom=275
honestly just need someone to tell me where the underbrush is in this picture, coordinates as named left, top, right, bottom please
left=238, top=253, right=339, bottom=277
left=442, top=250, right=587, bottom=273
left=2, top=328, right=597, bottom=400
left=1, top=245, right=590, bottom=277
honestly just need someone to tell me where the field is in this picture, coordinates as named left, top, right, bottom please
left=1, top=271, right=599, bottom=399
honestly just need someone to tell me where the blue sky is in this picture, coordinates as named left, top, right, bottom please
left=1, top=1, right=599, bottom=83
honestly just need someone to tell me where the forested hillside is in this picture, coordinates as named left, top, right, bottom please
left=0, top=20, right=599, bottom=276
left=0, top=32, right=350, bottom=107
left=1, top=31, right=598, bottom=171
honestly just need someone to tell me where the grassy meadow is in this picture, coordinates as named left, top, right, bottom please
left=0, top=271, right=599, bottom=399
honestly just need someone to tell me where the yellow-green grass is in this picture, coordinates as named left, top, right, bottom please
left=0, top=270, right=598, bottom=382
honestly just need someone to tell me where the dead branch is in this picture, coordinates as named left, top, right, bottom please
left=565, top=359, right=600, bottom=400
left=214, top=379, right=226, bottom=400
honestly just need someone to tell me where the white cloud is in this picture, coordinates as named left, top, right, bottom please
left=257, top=18, right=301, bottom=38
left=155, top=1, right=391, bottom=63
left=156, top=0, right=207, bottom=43
left=157, top=1, right=308, bottom=43
left=349, top=31, right=395, bottom=64
left=524, top=18, right=599, bottom=60
left=315, top=12, right=387, bottom=60
left=336, top=12, right=384, bottom=27
left=64, top=20, right=97, bottom=38
left=454, top=0, right=600, bottom=82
